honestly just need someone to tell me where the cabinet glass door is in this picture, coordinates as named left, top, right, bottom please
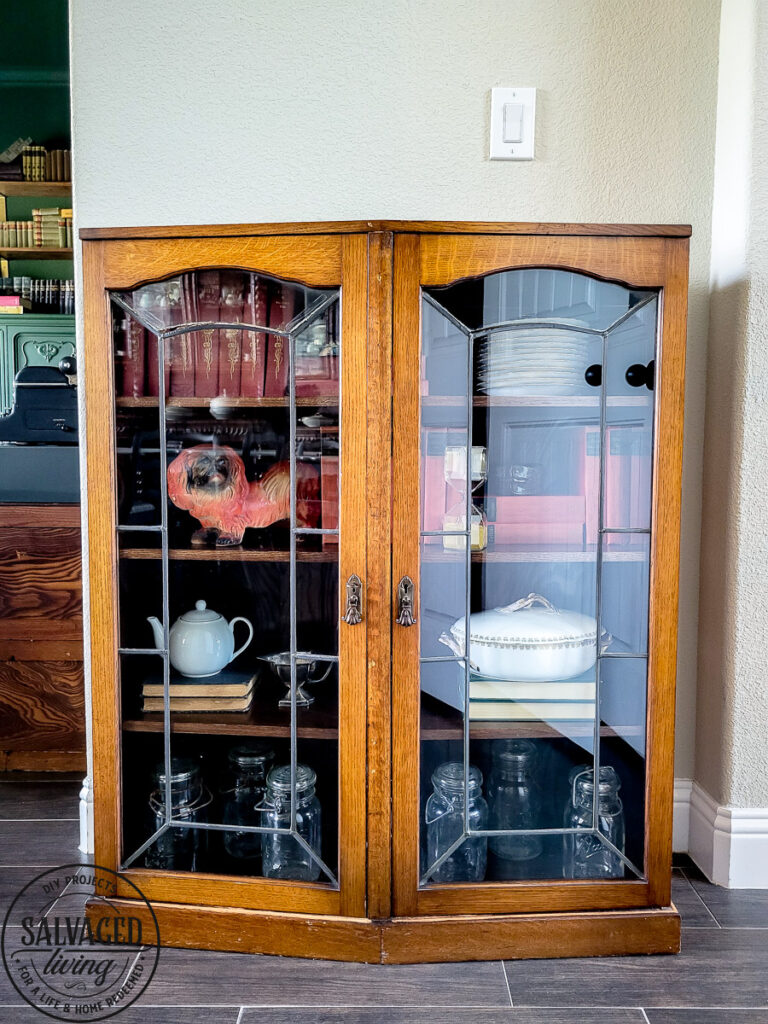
left=92, top=236, right=367, bottom=917
left=395, top=247, right=659, bottom=912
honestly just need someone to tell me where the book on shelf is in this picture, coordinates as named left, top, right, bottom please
left=485, top=495, right=586, bottom=547
left=115, top=313, right=146, bottom=398
left=240, top=275, right=267, bottom=398
left=0, top=295, right=31, bottom=310
left=141, top=669, right=257, bottom=698
left=0, top=138, right=30, bottom=180
left=320, top=454, right=339, bottom=548
left=217, top=270, right=244, bottom=396
left=191, top=270, right=218, bottom=398
left=0, top=277, right=74, bottom=314
left=142, top=690, right=255, bottom=713
left=0, top=305, right=26, bottom=314
left=469, top=678, right=596, bottom=701
left=263, top=281, right=295, bottom=397
left=468, top=700, right=596, bottom=721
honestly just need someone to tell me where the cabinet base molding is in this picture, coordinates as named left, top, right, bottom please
left=104, top=898, right=681, bottom=963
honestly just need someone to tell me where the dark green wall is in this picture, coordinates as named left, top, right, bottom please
left=0, top=0, right=70, bottom=148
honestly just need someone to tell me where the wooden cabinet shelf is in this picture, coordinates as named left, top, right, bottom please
left=421, top=545, right=647, bottom=563
left=116, top=395, right=338, bottom=408
left=84, top=221, right=689, bottom=964
left=119, top=547, right=337, bottom=562
left=123, top=699, right=338, bottom=739
left=0, top=182, right=72, bottom=197
left=0, top=247, right=73, bottom=260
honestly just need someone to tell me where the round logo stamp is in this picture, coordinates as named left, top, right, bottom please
left=2, top=863, right=160, bottom=1022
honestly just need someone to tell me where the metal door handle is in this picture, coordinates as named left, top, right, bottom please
left=396, top=575, right=416, bottom=627
left=342, top=574, right=363, bottom=625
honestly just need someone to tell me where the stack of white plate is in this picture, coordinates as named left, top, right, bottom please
left=478, top=320, right=590, bottom=396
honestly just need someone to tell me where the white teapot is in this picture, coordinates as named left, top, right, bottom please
left=148, top=600, right=253, bottom=678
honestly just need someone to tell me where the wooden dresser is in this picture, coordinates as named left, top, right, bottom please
left=0, top=503, right=85, bottom=771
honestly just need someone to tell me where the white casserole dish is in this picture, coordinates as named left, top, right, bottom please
left=438, top=593, right=606, bottom=682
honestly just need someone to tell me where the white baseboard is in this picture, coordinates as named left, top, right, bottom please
left=673, top=778, right=693, bottom=853
left=79, top=775, right=94, bottom=855
left=685, top=781, right=768, bottom=888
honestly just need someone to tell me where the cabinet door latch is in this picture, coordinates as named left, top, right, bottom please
left=396, top=575, right=416, bottom=627
left=342, top=574, right=363, bottom=625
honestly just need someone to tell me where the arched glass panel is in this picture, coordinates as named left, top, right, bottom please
left=418, top=267, right=656, bottom=885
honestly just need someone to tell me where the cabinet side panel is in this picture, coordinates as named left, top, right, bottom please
left=82, top=240, right=122, bottom=871
left=645, top=238, right=689, bottom=905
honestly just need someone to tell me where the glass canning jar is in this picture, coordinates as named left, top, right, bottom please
left=425, top=761, right=488, bottom=882
left=261, top=763, right=322, bottom=882
left=563, top=765, right=625, bottom=878
left=221, top=743, right=274, bottom=864
left=487, top=739, right=543, bottom=861
left=145, top=757, right=212, bottom=872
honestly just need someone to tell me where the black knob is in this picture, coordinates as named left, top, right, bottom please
left=625, top=361, right=654, bottom=390
left=584, top=364, right=602, bottom=387
left=58, top=355, right=77, bottom=376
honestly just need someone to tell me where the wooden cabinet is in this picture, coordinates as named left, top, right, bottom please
left=81, top=221, right=689, bottom=962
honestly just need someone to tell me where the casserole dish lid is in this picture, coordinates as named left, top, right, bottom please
left=451, top=593, right=596, bottom=647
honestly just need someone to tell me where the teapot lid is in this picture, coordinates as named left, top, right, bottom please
left=179, top=599, right=221, bottom=623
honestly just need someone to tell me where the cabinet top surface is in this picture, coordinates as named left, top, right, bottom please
left=79, top=220, right=692, bottom=241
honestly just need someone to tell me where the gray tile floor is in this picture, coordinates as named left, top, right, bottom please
left=0, top=775, right=766, bottom=1023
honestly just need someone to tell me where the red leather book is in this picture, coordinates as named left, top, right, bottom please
left=240, top=275, right=268, bottom=398
left=217, top=271, right=245, bottom=396
left=192, top=270, right=220, bottom=398
left=320, top=454, right=339, bottom=548
left=263, top=283, right=296, bottom=398
left=145, top=331, right=171, bottom=398
left=115, top=314, right=146, bottom=398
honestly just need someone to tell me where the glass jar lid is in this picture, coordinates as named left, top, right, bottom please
left=152, top=757, right=201, bottom=786
left=266, top=763, right=316, bottom=795
left=228, top=743, right=274, bottom=768
left=432, top=761, right=482, bottom=794
left=493, top=739, right=537, bottom=767
left=574, top=765, right=621, bottom=796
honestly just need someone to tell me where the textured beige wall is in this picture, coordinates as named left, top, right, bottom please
left=697, top=0, right=768, bottom=807
left=70, top=0, right=722, bottom=778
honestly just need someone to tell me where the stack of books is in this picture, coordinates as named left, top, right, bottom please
left=31, top=208, right=73, bottom=248
left=0, top=277, right=75, bottom=314
left=0, top=295, right=31, bottom=315
left=468, top=676, right=596, bottom=721
left=141, top=669, right=257, bottom=713
left=22, top=146, right=47, bottom=181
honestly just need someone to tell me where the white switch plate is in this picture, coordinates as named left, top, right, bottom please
left=490, top=87, right=536, bottom=160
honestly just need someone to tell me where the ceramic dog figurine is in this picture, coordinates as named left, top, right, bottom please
left=167, top=444, right=320, bottom=546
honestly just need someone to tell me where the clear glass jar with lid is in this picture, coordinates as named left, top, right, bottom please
left=424, top=761, right=488, bottom=882
left=145, top=757, right=212, bottom=872
left=261, top=763, right=322, bottom=882
left=221, top=743, right=275, bottom=865
left=563, top=764, right=625, bottom=878
left=487, top=739, right=543, bottom=861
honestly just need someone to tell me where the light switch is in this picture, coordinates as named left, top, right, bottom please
left=490, top=87, right=536, bottom=160
left=502, top=103, right=523, bottom=143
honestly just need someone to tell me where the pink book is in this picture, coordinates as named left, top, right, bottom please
left=240, top=275, right=268, bottom=398
left=487, top=496, right=585, bottom=547
left=217, top=271, right=245, bottom=396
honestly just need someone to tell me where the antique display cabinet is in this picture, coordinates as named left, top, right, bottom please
left=81, top=221, right=689, bottom=962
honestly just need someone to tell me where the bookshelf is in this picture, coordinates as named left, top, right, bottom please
left=0, top=182, right=72, bottom=198
left=0, top=246, right=73, bottom=260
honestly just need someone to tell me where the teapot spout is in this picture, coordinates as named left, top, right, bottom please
left=146, top=616, right=164, bottom=650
